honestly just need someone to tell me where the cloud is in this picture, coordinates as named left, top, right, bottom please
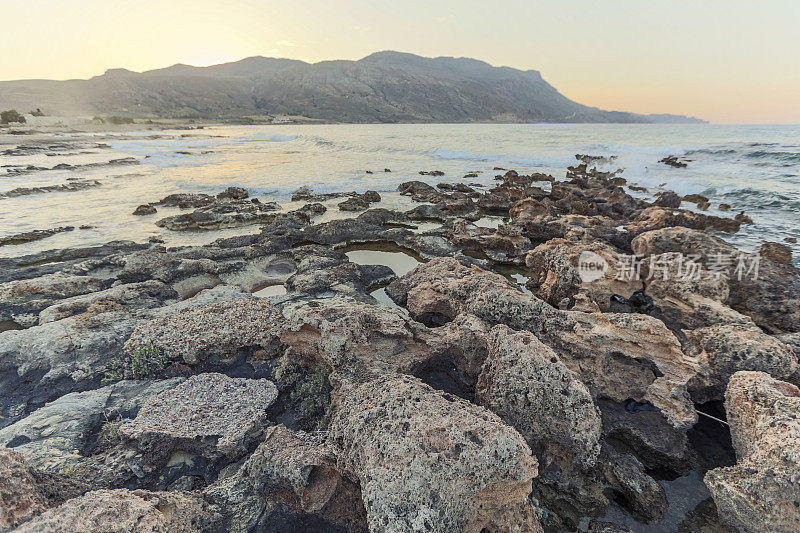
left=435, top=14, right=455, bottom=22
left=276, top=40, right=297, bottom=47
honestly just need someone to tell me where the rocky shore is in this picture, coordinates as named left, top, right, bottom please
left=1, top=157, right=798, bottom=532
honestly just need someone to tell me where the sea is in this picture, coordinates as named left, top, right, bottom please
left=1, top=123, right=799, bottom=260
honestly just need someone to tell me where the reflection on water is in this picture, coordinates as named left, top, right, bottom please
left=344, top=246, right=422, bottom=277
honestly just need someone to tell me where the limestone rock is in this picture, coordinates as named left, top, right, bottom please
left=705, top=371, right=800, bottom=533
left=685, top=324, right=798, bottom=402
left=124, top=300, right=285, bottom=364
left=525, top=238, right=643, bottom=311
left=329, top=374, right=541, bottom=533
left=14, top=489, right=220, bottom=532
left=0, top=448, right=48, bottom=529
left=632, top=227, right=800, bottom=333
left=476, top=325, right=602, bottom=470
left=0, top=379, right=183, bottom=472
left=120, top=374, right=278, bottom=459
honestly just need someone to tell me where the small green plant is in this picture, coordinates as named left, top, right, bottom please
left=95, top=415, right=123, bottom=451
left=290, top=366, right=333, bottom=430
left=0, top=110, right=26, bottom=124
left=102, top=343, right=170, bottom=384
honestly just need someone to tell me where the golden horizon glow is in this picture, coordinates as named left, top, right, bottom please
left=2, top=0, right=799, bottom=124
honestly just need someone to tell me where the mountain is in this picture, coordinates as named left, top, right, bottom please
left=0, top=51, right=705, bottom=124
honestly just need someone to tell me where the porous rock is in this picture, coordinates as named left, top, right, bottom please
left=705, top=371, right=800, bottom=533
left=120, top=373, right=278, bottom=459
left=329, top=374, right=541, bottom=533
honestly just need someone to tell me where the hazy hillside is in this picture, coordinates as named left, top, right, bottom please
left=0, top=51, right=705, bottom=124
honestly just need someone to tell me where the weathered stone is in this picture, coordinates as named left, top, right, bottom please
left=155, top=199, right=281, bottom=231
left=0, top=448, right=48, bottom=529
left=217, top=186, right=249, bottom=200
left=132, top=204, right=157, bottom=216
left=330, top=374, right=541, bottom=533
left=624, top=207, right=705, bottom=235
left=549, top=312, right=699, bottom=429
left=154, top=193, right=215, bottom=208
left=652, top=191, right=682, bottom=208
left=120, top=373, right=278, bottom=459
left=632, top=227, right=800, bottom=333
left=525, top=238, right=643, bottom=311
left=124, top=300, right=285, bottom=364
left=476, top=325, right=602, bottom=471
left=0, top=379, right=183, bottom=472
left=14, top=489, right=220, bottom=532
left=705, top=371, right=800, bottom=533
left=685, top=324, right=798, bottom=403
left=760, top=241, right=792, bottom=265
left=281, top=297, right=432, bottom=376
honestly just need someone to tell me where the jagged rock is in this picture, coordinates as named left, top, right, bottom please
left=398, top=181, right=438, bottom=201
left=0, top=272, right=114, bottom=327
left=550, top=312, right=699, bottom=429
left=0, top=227, right=74, bottom=247
left=0, top=379, right=183, bottom=472
left=385, top=256, right=568, bottom=334
left=422, top=313, right=491, bottom=394
left=525, top=238, right=643, bottom=311
left=598, top=399, right=692, bottom=475
left=705, top=371, right=800, bottom=533
left=652, top=191, right=682, bottom=208
left=760, top=241, right=792, bottom=265
left=734, top=211, right=753, bottom=225
left=155, top=199, right=281, bottom=231
left=659, top=155, right=688, bottom=168
left=641, top=252, right=752, bottom=331
left=132, top=204, right=157, bottom=216
left=476, top=325, right=602, bottom=471
left=624, top=207, right=706, bottom=235
left=448, top=220, right=533, bottom=265
left=120, top=374, right=278, bottom=460
left=281, top=298, right=432, bottom=375
left=217, top=186, right=249, bottom=200
left=242, top=425, right=339, bottom=512
left=683, top=194, right=709, bottom=205
left=338, top=196, right=370, bottom=212
left=632, top=227, right=800, bottom=333
left=0, top=180, right=101, bottom=199
left=14, top=489, right=220, bottom=532
left=0, top=448, right=48, bottom=529
left=154, top=193, right=215, bottom=208
left=37, top=280, right=177, bottom=323
left=0, top=311, right=147, bottom=428
left=685, top=324, right=798, bottom=402
left=598, top=446, right=667, bottom=523
left=124, top=300, right=285, bottom=364
left=329, top=374, right=542, bottom=532
left=387, top=258, right=697, bottom=429
left=238, top=424, right=367, bottom=530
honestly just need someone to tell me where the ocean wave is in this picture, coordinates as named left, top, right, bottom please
left=744, top=150, right=800, bottom=162
left=241, top=132, right=298, bottom=142
left=684, top=148, right=737, bottom=156
left=429, top=148, right=570, bottom=168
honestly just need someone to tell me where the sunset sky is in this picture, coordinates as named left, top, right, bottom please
left=3, top=0, right=799, bottom=123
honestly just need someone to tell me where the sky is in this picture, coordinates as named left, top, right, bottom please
left=2, top=0, right=799, bottom=123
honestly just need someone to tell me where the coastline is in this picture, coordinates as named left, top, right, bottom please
left=1, top=146, right=799, bottom=530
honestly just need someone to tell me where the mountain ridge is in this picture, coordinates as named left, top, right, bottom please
left=0, top=51, right=706, bottom=124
